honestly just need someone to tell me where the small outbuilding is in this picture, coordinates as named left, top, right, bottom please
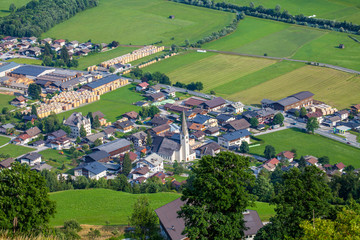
left=169, top=15, right=175, bottom=19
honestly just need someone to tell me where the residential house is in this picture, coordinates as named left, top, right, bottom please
left=49, top=137, right=71, bottom=150
left=10, top=96, right=27, bottom=107
left=93, top=138, right=131, bottom=157
left=120, top=152, right=138, bottom=163
left=84, top=150, right=110, bottom=163
left=128, top=131, right=147, bottom=147
left=152, top=172, right=166, bottom=184
left=216, top=114, right=235, bottom=125
left=195, top=142, right=221, bottom=158
left=226, top=101, right=244, bottom=114
left=223, top=119, right=251, bottom=132
left=131, top=166, right=150, bottom=180
left=31, top=140, right=45, bottom=147
left=26, top=126, right=41, bottom=139
left=218, top=129, right=251, bottom=149
left=335, top=162, right=346, bottom=172
left=189, top=123, right=206, bottom=132
left=136, top=82, right=149, bottom=91
left=41, top=38, right=52, bottom=45
left=184, top=97, right=206, bottom=108
left=261, top=162, right=276, bottom=172
left=74, top=161, right=107, bottom=180
left=243, top=108, right=279, bottom=124
left=20, top=152, right=42, bottom=166
left=351, top=104, right=360, bottom=113
left=86, top=132, right=105, bottom=144
left=0, top=158, right=15, bottom=169
left=276, top=151, right=295, bottom=162
left=148, top=92, right=165, bottom=102
left=323, top=116, right=341, bottom=127
left=48, top=129, right=67, bottom=140
left=123, top=111, right=138, bottom=121
left=304, top=155, right=319, bottom=166
left=200, top=97, right=227, bottom=111
left=31, top=162, right=53, bottom=172
left=13, top=133, right=31, bottom=145
left=103, top=127, right=116, bottom=139
left=266, top=158, right=280, bottom=166
left=190, top=130, right=205, bottom=141
left=115, top=120, right=134, bottom=133
left=306, top=111, right=323, bottom=124
left=0, top=123, right=15, bottom=135
left=136, top=153, right=164, bottom=173
left=155, top=198, right=263, bottom=240
left=23, top=115, right=37, bottom=124
left=92, top=111, right=107, bottom=126
left=63, top=112, right=91, bottom=138
left=151, top=116, right=173, bottom=126
left=161, top=87, right=176, bottom=98
left=335, top=110, right=349, bottom=121
left=163, top=104, right=190, bottom=113
left=54, top=39, right=66, bottom=46
left=205, top=127, right=220, bottom=136
left=192, top=114, right=217, bottom=127
left=148, top=85, right=161, bottom=93
left=151, top=124, right=170, bottom=136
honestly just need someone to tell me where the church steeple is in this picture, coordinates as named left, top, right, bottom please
left=182, top=111, right=188, bottom=137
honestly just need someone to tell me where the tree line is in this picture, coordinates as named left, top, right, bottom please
left=42, top=43, right=79, bottom=68
left=171, top=0, right=360, bottom=35
left=0, top=0, right=98, bottom=37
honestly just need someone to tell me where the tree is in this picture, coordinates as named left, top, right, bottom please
left=122, top=153, right=132, bottom=176
left=171, top=44, right=179, bottom=52
left=318, top=156, right=330, bottom=165
left=249, top=117, right=259, bottom=128
left=60, top=46, right=70, bottom=65
left=256, top=166, right=333, bottom=239
left=146, top=131, right=152, bottom=146
left=28, top=83, right=41, bottom=100
left=173, top=161, right=185, bottom=175
left=9, top=3, right=16, bottom=13
left=0, top=163, right=56, bottom=233
left=264, top=145, right=276, bottom=159
left=272, top=113, right=284, bottom=125
left=178, top=152, right=255, bottom=239
left=80, top=125, right=87, bottom=138
left=1, top=107, right=8, bottom=115
left=345, top=165, right=355, bottom=172
left=109, top=67, right=115, bottom=73
left=31, top=105, right=37, bottom=116
left=75, top=136, right=81, bottom=144
left=82, top=144, right=90, bottom=152
left=210, top=90, right=216, bottom=95
left=110, top=41, right=119, bottom=48
left=94, top=138, right=102, bottom=147
left=252, top=176, right=274, bottom=202
left=300, top=107, right=307, bottom=118
left=239, top=141, right=249, bottom=153
left=92, top=115, right=101, bottom=129
left=306, top=117, right=319, bottom=134
left=184, top=39, right=190, bottom=47
left=294, top=110, right=300, bottom=118
left=129, top=196, right=159, bottom=239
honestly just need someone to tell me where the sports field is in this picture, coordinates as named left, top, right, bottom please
left=50, top=188, right=274, bottom=226
left=214, top=0, right=360, bottom=24
left=42, top=0, right=234, bottom=46
left=250, top=128, right=360, bottom=168
left=57, top=84, right=144, bottom=122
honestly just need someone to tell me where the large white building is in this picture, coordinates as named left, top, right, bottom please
left=63, top=112, right=91, bottom=138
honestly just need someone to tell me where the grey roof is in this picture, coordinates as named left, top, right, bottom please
left=94, top=138, right=131, bottom=153
left=49, top=129, right=67, bottom=138
left=64, top=112, right=90, bottom=127
left=22, top=152, right=42, bottom=161
left=0, top=158, right=15, bottom=168
left=216, top=114, right=234, bottom=123
left=59, top=77, right=81, bottom=89
left=129, top=131, right=147, bottom=140
left=117, top=120, right=134, bottom=129
left=243, top=210, right=264, bottom=236
left=103, top=127, right=115, bottom=135
left=276, top=97, right=299, bottom=107
left=152, top=136, right=180, bottom=157
left=84, top=74, right=121, bottom=89
left=31, top=163, right=53, bottom=172
left=290, top=91, right=314, bottom=101
left=78, top=161, right=107, bottom=175
left=221, top=129, right=251, bottom=141
left=256, top=108, right=278, bottom=117
left=0, top=62, right=19, bottom=73
left=2, top=123, right=15, bottom=129
left=202, top=97, right=226, bottom=109
left=261, top=99, right=275, bottom=105
left=86, top=132, right=105, bottom=142
left=102, top=162, right=120, bottom=171
left=86, top=150, right=110, bottom=162
left=225, top=119, right=251, bottom=131
left=11, top=65, right=53, bottom=77
left=196, top=142, right=220, bottom=156
left=149, top=92, right=165, bottom=100
left=192, top=114, right=211, bottom=124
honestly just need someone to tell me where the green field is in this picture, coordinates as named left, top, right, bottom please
left=38, top=149, right=80, bottom=172
left=0, top=94, right=16, bottom=110
left=0, top=144, right=33, bottom=158
left=75, top=46, right=138, bottom=70
left=0, top=0, right=29, bottom=17
left=6, top=58, right=42, bottom=66
left=42, top=0, right=234, bottom=46
left=215, top=0, right=360, bottom=24
left=250, top=128, right=360, bottom=167
left=50, top=189, right=274, bottom=226
left=0, top=136, right=10, bottom=146
left=57, top=84, right=144, bottom=122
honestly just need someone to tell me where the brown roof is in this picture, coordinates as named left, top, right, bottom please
left=225, top=119, right=251, bottom=131
left=133, top=166, right=150, bottom=175
left=191, top=130, right=205, bottom=139
left=201, top=97, right=226, bottom=109
left=352, top=104, right=360, bottom=110
left=266, top=158, right=280, bottom=165
left=18, top=133, right=31, bottom=140
left=152, top=124, right=170, bottom=134
left=104, top=127, right=115, bottom=135
left=306, top=112, right=322, bottom=118
left=262, top=162, right=276, bottom=171
left=92, top=111, right=105, bottom=119
left=15, top=96, right=26, bottom=102
left=189, top=123, right=205, bottom=131
left=0, top=158, right=15, bottom=168
left=306, top=157, right=318, bottom=165
left=277, top=151, right=295, bottom=159
left=184, top=97, right=205, bottom=107
left=25, top=126, right=41, bottom=137
left=123, top=111, right=138, bottom=120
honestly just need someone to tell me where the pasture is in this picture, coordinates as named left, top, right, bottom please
left=0, top=144, right=33, bottom=158
left=0, top=136, right=10, bottom=146
left=42, top=0, right=234, bottom=46
left=0, top=94, right=16, bottom=110
left=39, top=149, right=81, bottom=172
left=0, top=0, right=29, bottom=17
left=57, top=84, right=144, bottom=122
left=6, top=58, right=42, bottom=66
left=50, top=189, right=274, bottom=226
left=250, top=128, right=360, bottom=168
left=214, top=0, right=360, bottom=24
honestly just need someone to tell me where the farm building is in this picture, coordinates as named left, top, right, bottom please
left=268, top=91, right=314, bottom=112
left=0, top=62, right=20, bottom=77
left=82, top=75, right=128, bottom=95
left=10, top=65, right=55, bottom=79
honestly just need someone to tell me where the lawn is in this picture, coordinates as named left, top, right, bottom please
left=249, top=128, right=360, bottom=168
left=234, top=65, right=360, bottom=109
left=214, top=0, right=360, bottom=24
left=42, top=0, right=234, bottom=46
left=0, top=144, right=33, bottom=158
left=49, top=188, right=275, bottom=226
left=75, top=46, right=138, bottom=71
left=57, top=84, right=144, bottom=122
left=0, top=94, right=16, bottom=110
left=6, top=58, right=42, bottom=66
left=0, top=136, right=10, bottom=146
left=38, top=149, right=79, bottom=172
left=0, top=0, right=30, bottom=17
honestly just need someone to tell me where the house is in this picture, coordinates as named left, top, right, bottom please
left=136, top=82, right=149, bottom=92
left=92, top=111, right=107, bottom=126
left=148, top=92, right=165, bottom=102
left=151, top=116, right=173, bottom=126
left=86, top=132, right=106, bottom=144
left=0, top=123, right=15, bottom=135
left=323, top=116, right=341, bottom=127
left=74, top=161, right=107, bottom=180
left=335, top=162, right=346, bottom=172
left=123, top=111, right=138, bottom=121
left=69, top=40, right=79, bottom=48
left=128, top=131, right=147, bottom=147
left=226, top=101, right=244, bottom=114
left=304, top=155, right=319, bottom=166
left=93, top=138, right=131, bottom=157
left=120, top=151, right=138, bottom=163
left=261, top=162, right=276, bottom=172
left=31, top=162, right=53, bottom=172
left=190, top=130, right=205, bottom=141
left=49, top=137, right=71, bottom=150
left=84, top=150, right=110, bottom=163
left=132, top=166, right=150, bottom=180
left=48, top=129, right=67, bottom=140
left=155, top=198, right=263, bottom=240
left=216, top=114, right=235, bottom=125
left=10, top=96, right=27, bottom=107
left=63, top=112, right=91, bottom=138
left=152, top=172, right=166, bottom=184
left=134, top=101, right=149, bottom=107
left=54, top=39, right=66, bottom=46
left=164, top=104, right=190, bottom=113
left=351, top=104, right=360, bottom=113
left=151, top=124, right=171, bottom=136
left=218, top=129, right=251, bottom=149
left=26, top=126, right=41, bottom=139
left=13, top=133, right=31, bottom=145
left=136, top=153, right=164, bottom=173
left=41, top=38, right=52, bottom=45
left=306, top=112, right=323, bottom=124
left=148, top=85, right=161, bottom=93
left=276, top=151, right=295, bottom=162
left=31, top=140, right=45, bottom=147
left=23, top=115, right=37, bottom=124
left=115, top=120, right=134, bottom=133
left=0, top=158, right=15, bottom=169
left=189, top=123, right=206, bottom=132
left=242, top=108, right=279, bottom=124
left=200, top=97, right=227, bottom=111
left=205, top=127, right=220, bottom=136
left=161, top=87, right=176, bottom=98
left=51, top=44, right=61, bottom=52
left=335, top=110, right=349, bottom=121
left=192, top=114, right=213, bottom=126
left=184, top=97, right=206, bottom=107
left=20, top=152, right=42, bottom=166
left=104, top=127, right=116, bottom=139
left=195, top=142, right=221, bottom=158
left=223, top=119, right=251, bottom=132
left=266, top=158, right=280, bottom=166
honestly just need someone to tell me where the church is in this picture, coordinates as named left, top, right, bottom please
left=152, top=112, right=196, bottom=162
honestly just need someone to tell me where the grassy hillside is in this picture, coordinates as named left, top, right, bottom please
left=250, top=128, right=360, bottom=167
left=50, top=189, right=275, bottom=226
left=0, top=0, right=29, bottom=17
left=57, top=84, right=144, bottom=122
left=215, top=0, right=360, bottom=24
left=42, top=0, right=234, bottom=46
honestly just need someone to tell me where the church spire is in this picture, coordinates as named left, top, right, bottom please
left=182, top=111, right=188, bottom=136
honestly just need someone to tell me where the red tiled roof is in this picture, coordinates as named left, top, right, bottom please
left=138, top=82, right=149, bottom=88
left=336, top=162, right=345, bottom=170
left=266, top=158, right=280, bottom=165
left=18, top=133, right=30, bottom=140
left=276, top=151, right=295, bottom=159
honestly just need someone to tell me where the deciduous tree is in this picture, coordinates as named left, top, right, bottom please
left=264, top=145, right=275, bottom=159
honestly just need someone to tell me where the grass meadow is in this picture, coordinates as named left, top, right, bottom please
left=50, top=189, right=274, bottom=226
left=57, top=84, right=144, bottom=122
left=42, top=0, right=234, bottom=46
left=0, top=144, right=33, bottom=158
left=0, top=0, right=29, bottom=17
left=0, top=136, right=10, bottom=146
left=0, top=94, right=16, bottom=110
left=6, top=58, right=42, bottom=66
left=38, top=149, right=81, bottom=172
left=249, top=128, right=360, bottom=167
